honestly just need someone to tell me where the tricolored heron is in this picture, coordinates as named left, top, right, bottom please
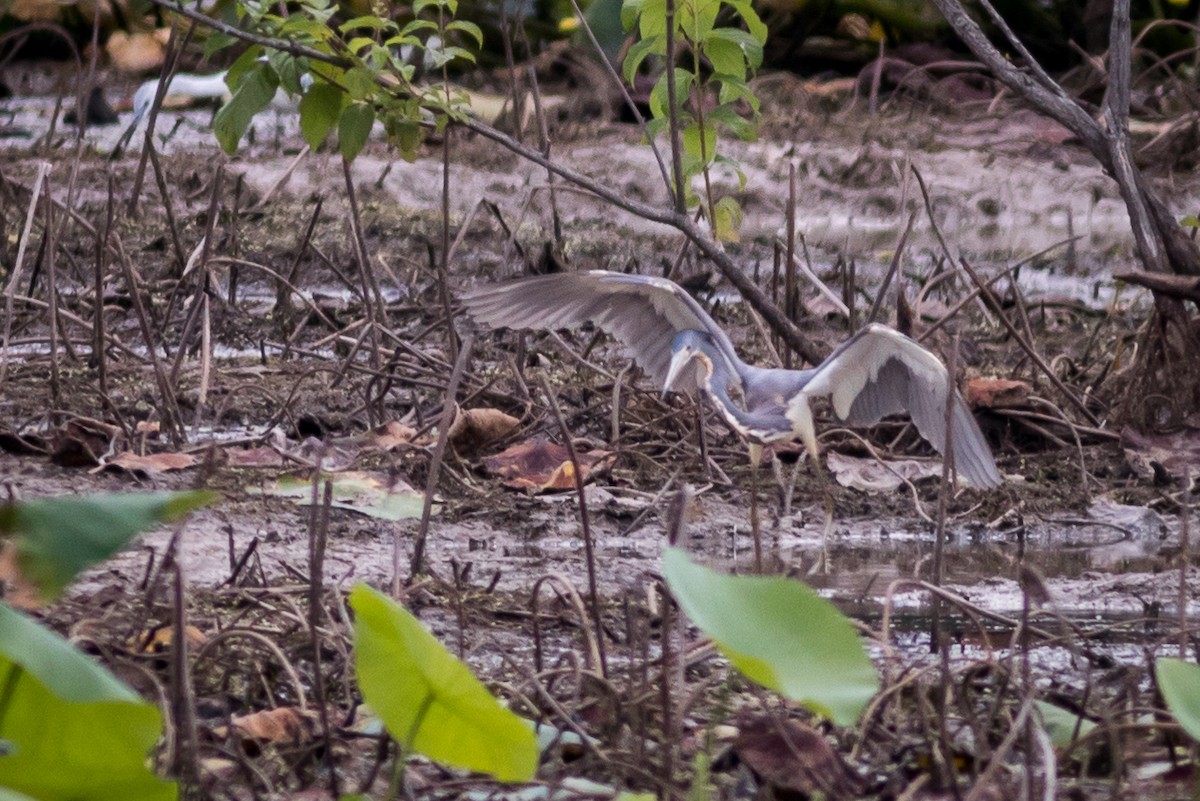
left=462, top=271, right=1001, bottom=564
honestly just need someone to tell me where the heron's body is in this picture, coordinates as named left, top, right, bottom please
left=462, top=270, right=1001, bottom=489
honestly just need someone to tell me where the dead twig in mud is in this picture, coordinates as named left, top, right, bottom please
left=530, top=574, right=603, bottom=675
left=113, top=237, right=187, bottom=444
left=0, top=161, right=49, bottom=387
left=866, top=211, right=915, bottom=326
left=167, top=531, right=199, bottom=785
left=193, top=627, right=310, bottom=710
left=1180, top=471, right=1191, bottom=660
left=541, top=375, right=609, bottom=677
left=341, top=157, right=386, bottom=378
left=409, top=334, right=474, bottom=584
left=308, top=475, right=340, bottom=799
left=929, top=333, right=957, bottom=653
left=145, top=144, right=188, bottom=275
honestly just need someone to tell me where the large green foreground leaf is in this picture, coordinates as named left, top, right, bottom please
left=0, top=490, right=216, bottom=601
left=663, top=547, right=879, bottom=726
left=0, top=604, right=175, bottom=801
left=1157, top=657, right=1200, bottom=741
left=350, top=584, right=538, bottom=782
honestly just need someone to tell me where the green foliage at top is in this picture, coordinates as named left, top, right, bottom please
left=1156, top=657, right=1200, bottom=742
left=662, top=547, right=879, bottom=726
left=350, top=584, right=539, bottom=782
left=0, top=490, right=217, bottom=602
left=620, top=0, right=766, bottom=239
left=0, top=603, right=175, bottom=801
left=211, top=0, right=483, bottom=159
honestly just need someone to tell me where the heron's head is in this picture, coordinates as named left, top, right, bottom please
left=662, top=330, right=716, bottom=399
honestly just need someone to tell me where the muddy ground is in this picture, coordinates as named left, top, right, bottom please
left=2, top=62, right=1200, bottom=799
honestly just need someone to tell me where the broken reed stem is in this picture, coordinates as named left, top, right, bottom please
left=527, top=63, right=562, bottom=243
left=44, top=173, right=61, bottom=411
left=658, top=579, right=676, bottom=789
left=408, top=334, right=474, bottom=586
left=437, top=136, right=460, bottom=368
left=128, top=20, right=195, bottom=211
left=279, top=198, right=323, bottom=312
left=1181, top=467, right=1191, bottom=660
left=0, top=161, right=49, bottom=387
left=341, top=156, right=385, bottom=376
left=94, top=175, right=115, bottom=402
left=929, top=332, right=958, bottom=653
left=308, top=475, right=339, bottom=799
left=784, top=162, right=797, bottom=368
left=867, top=210, right=916, bottom=325
left=168, top=531, right=199, bottom=786
left=114, top=237, right=186, bottom=444
left=663, top=0, right=686, bottom=215
left=170, top=164, right=223, bottom=389
left=539, top=374, right=609, bottom=678
left=146, top=143, right=188, bottom=275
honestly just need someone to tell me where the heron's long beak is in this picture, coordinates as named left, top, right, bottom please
left=662, top=349, right=692, bottom=399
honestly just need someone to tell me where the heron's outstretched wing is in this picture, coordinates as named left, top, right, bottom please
left=799, top=324, right=1001, bottom=488
left=460, top=271, right=741, bottom=389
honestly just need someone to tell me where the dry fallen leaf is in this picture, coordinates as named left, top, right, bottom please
left=826, top=451, right=943, bottom=492
left=482, top=438, right=614, bottom=492
left=0, top=542, right=41, bottom=611
left=8, top=0, right=61, bottom=21
left=95, top=451, right=199, bottom=477
left=221, top=445, right=285, bottom=468
left=448, top=407, right=521, bottom=453
left=131, top=623, right=209, bottom=654
left=106, top=30, right=165, bottom=74
left=367, top=420, right=419, bottom=451
left=229, top=707, right=320, bottom=749
left=51, top=417, right=121, bottom=467
left=730, top=714, right=861, bottom=801
left=966, top=377, right=1032, bottom=409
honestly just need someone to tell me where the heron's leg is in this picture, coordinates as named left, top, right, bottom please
left=794, top=396, right=834, bottom=568
left=748, top=442, right=763, bottom=574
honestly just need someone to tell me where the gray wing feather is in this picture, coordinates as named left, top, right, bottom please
left=461, top=271, right=739, bottom=388
left=808, top=326, right=1001, bottom=488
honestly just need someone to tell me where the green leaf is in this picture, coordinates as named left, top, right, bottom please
left=1158, top=657, right=1200, bottom=741
left=721, top=0, right=768, bottom=42
left=636, top=0, right=667, bottom=38
left=213, top=63, right=279, bottom=153
left=298, top=82, right=344, bottom=149
left=445, top=19, right=484, bottom=47
left=678, top=0, right=719, bottom=40
left=338, top=103, right=375, bottom=160
left=622, top=36, right=663, bottom=84
left=704, top=27, right=763, bottom=71
left=707, top=105, right=757, bottom=140
left=1033, top=701, right=1096, bottom=749
left=340, top=14, right=394, bottom=31
left=620, top=0, right=647, bottom=31
left=662, top=547, right=879, bottom=726
left=0, top=604, right=176, bottom=801
left=1180, top=214, right=1200, bottom=229
left=712, top=195, right=742, bottom=242
left=350, top=584, right=539, bottom=781
left=202, top=30, right=237, bottom=60
left=682, top=122, right=716, bottom=163
left=649, top=68, right=694, bottom=120
left=342, top=66, right=377, bottom=99
left=0, top=491, right=217, bottom=601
